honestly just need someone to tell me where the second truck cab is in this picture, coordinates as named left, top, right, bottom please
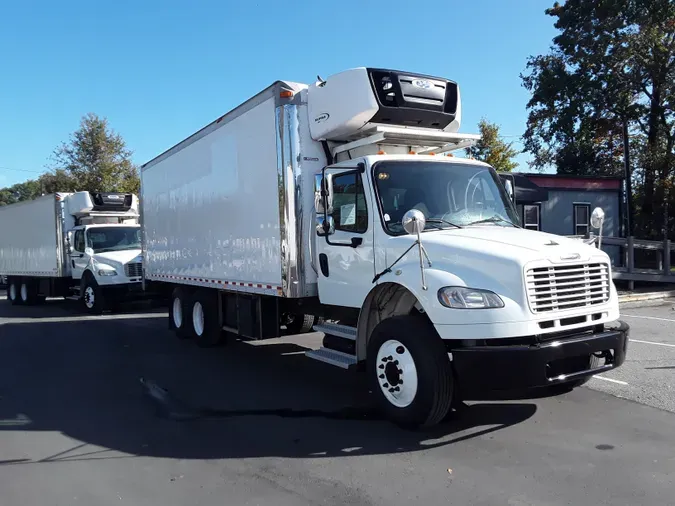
left=64, top=192, right=142, bottom=312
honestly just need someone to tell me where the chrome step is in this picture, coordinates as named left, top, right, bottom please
left=305, top=347, right=357, bottom=369
left=313, top=322, right=357, bottom=341
left=65, top=296, right=81, bottom=301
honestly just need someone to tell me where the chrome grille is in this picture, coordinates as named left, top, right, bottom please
left=125, top=262, right=142, bottom=278
left=526, top=262, right=610, bottom=313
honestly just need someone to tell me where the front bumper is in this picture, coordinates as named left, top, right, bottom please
left=452, top=321, right=629, bottom=394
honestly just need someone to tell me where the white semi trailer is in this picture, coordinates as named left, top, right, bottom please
left=141, top=67, right=629, bottom=428
left=0, top=191, right=143, bottom=313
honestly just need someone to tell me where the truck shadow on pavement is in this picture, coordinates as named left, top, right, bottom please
left=0, top=313, right=537, bottom=463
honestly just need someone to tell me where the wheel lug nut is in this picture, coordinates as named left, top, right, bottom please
left=398, top=369, right=403, bottom=375
left=394, top=386, right=400, bottom=392
left=378, top=364, right=384, bottom=369
left=383, top=383, right=389, bottom=388
left=389, top=388, right=395, bottom=393
left=387, top=356, right=393, bottom=361
left=379, top=374, right=384, bottom=379
left=394, top=360, right=399, bottom=365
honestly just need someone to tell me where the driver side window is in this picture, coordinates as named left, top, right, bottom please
left=73, top=230, right=85, bottom=252
left=330, top=172, right=368, bottom=234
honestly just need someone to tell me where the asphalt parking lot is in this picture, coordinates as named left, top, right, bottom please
left=0, top=296, right=673, bottom=506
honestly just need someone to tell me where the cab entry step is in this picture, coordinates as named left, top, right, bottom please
left=313, top=322, right=357, bottom=340
left=306, top=348, right=358, bottom=369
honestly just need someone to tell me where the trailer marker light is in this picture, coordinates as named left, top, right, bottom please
left=408, top=151, right=416, bottom=155
left=377, top=150, right=386, bottom=155
left=279, top=91, right=293, bottom=98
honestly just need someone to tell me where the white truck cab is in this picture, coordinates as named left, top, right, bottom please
left=141, top=66, right=629, bottom=428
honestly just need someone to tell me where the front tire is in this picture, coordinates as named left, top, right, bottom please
left=82, top=276, right=105, bottom=314
left=367, top=315, right=454, bottom=429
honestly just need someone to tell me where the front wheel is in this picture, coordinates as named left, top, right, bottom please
left=367, top=315, right=454, bottom=429
left=82, top=277, right=105, bottom=314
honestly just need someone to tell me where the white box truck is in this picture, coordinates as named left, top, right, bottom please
left=0, top=191, right=144, bottom=313
left=141, top=67, right=629, bottom=428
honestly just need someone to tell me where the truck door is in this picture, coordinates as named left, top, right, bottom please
left=70, top=228, right=87, bottom=280
left=315, top=166, right=375, bottom=308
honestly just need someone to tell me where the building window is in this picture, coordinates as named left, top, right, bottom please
left=523, top=204, right=541, bottom=231
left=574, top=203, right=591, bottom=236
left=330, top=171, right=368, bottom=233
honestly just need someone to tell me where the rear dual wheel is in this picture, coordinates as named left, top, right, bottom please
left=8, top=278, right=45, bottom=306
left=169, top=287, right=225, bottom=347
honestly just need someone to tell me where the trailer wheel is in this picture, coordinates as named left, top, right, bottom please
left=8, top=279, right=21, bottom=305
left=81, top=275, right=105, bottom=315
left=169, top=287, right=190, bottom=339
left=367, top=314, right=453, bottom=429
left=285, top=313, right=316, bottom=334
left=19, top=279, right=39, bottom=305
left=188, top=290, right=225, bottom=347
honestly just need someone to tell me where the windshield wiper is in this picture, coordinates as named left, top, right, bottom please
left=425, top=218, right=463, bottom=230
left=468, top=216, right=519, bottom=227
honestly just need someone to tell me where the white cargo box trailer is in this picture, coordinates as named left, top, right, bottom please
left=0, top=191, right=144, bottom=312
left=142, top=67, right=629, bottom=428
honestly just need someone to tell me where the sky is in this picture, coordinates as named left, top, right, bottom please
left=0, top=0, right=559, bottom=188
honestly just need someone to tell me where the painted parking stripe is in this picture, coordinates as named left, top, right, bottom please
left=622, top=314, right=675, bottom=323
left=629, top=339, right=675, bottom=349
left=591, top=375, right=629, bottom=386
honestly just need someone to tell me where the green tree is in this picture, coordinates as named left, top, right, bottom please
left=521, top=0, right=675, bottom=237
left=465, top=118, right=519, bottom=172
left=47, top=112, right=140, bottom=194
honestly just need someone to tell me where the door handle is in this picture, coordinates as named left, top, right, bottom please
left=71, top=259, right=75, bottom=268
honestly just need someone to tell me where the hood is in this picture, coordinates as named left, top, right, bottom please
left=420, top=226, right=603, bottom=265
left=93, top=249, right=142, bottom=266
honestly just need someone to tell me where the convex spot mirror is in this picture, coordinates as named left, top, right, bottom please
left=591, top=207, right=605, bottom=229
left=402, top=209, right=426, bottom=235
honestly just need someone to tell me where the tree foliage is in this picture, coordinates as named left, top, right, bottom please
left=521, top=0, right=675, bottom=238
left=465, top=118, right=519, bottom=172
left=0, top=113, right=140, bottom=206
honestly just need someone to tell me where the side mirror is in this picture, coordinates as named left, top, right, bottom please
left=315, top=173, right=334, bottom=215
left=84, top=247, right=94, bottom=257
left=316, top=215, right=335, bottom=237
left=590, top=207, right=605, bottom=229
left=504, top=179, right=515, bottom=201
left=402, top=209, right=426, bottom=236
left=590, top=207, right=605, bottom=249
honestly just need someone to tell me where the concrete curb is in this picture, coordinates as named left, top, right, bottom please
left=618, top=290, right=675, bottom=303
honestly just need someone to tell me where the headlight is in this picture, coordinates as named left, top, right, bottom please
left=438, top=287, right=504, bottom=309
left=98, top=268, right=118, bottom=276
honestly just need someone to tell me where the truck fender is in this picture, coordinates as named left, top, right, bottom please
left=355, top=266, right=470, bottom=360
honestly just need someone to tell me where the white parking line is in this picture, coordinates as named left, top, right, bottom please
left=630, top=339, right=675, bottom=348
left=591, top=375, right=629, bottom=386
left=622, top=314, right=675, bottom=323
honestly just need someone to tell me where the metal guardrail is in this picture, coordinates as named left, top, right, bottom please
left=597, top=236, right=675, bottom=289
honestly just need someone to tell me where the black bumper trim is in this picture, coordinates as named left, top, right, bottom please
left=452, top=321, right=629, bottom=393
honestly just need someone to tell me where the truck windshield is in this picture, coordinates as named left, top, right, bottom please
left=372, top=160, right=520, bottom=234
left=86, top=227, right=141, bottom=253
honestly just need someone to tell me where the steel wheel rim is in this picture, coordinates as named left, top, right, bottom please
left=192, top=301, right=204, bottom=336
left=20, top=283, right=28, bottom=302
left=84, top=286, right=95, bottom=309
left=376, top=339, right=418, bottom=408
left=9, top=283, right=16, bottom=301
left=172, top=297, right=183, bottom=328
